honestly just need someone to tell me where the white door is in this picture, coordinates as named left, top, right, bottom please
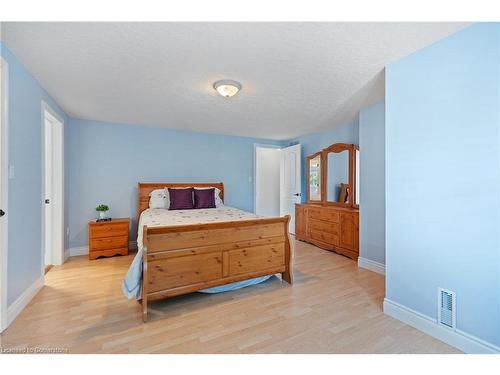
left=44, top=117, right=53, bottom=266
left=43, top=106, right=64, bottom=268
left=280, top=144, right=301, bottom=234
left=0, top=57, right=8, bottom=331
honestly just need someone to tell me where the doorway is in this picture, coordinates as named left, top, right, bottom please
left=254, top=143, right=302, bottom=235
left=255, top=145, right=281, bottom=217
left=0, top=56, right=8, bottom=332
left=42, top=103, right=64, bottom=270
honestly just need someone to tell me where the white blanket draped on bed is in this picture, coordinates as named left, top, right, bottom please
left=122, top=207, right=274, bottom=299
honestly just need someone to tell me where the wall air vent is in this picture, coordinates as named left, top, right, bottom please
left=438, top=288, right=456, bottom=329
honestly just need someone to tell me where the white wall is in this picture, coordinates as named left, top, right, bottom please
left=255, top=147, right=280, bottom=217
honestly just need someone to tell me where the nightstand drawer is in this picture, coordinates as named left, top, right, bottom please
left=89, top=222, right=129, bottom=238
left=90, top=236, right=128, bottom=251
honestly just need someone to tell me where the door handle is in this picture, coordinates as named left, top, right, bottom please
left=0, top=209, right=4, bottom=217
left=293, top=193, right=301, bottom=197
left=45, top=199, right=50, bottom=204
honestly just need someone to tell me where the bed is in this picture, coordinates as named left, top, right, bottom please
left=125, top=182, right=293, bottom=322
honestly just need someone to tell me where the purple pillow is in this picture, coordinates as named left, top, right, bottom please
left=168, top=187, right=194, bottom=210
left=194, top=188, right=216, bottom=209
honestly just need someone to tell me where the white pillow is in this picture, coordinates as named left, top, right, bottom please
left=149, top=188, right=169, bottom=209
left=194, top=187, right=224, bottom=207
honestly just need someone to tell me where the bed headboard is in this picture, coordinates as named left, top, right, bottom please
left=137, top=182, right=224, bottom=220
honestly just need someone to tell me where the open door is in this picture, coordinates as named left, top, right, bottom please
left=42, top=104, right=64, bottom=268
left=280, top=144, right=301, bottom=234
left=0, top=56, right=8, bottom=332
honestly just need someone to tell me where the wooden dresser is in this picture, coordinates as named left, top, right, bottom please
left=296, top=142, right=360, bottom=260
left=295, top=204, right=359, bottom=260
left=88, top=218, right=130, bottom=260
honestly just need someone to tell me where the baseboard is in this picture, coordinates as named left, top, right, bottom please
left=357, top=257, right=385, bottom=275
left=68, top=246, right=88, bottom=257
left=68, top=241, right=137, bottom=257
left=5, top=276, right=44, bottom=330
left=383, top=298, right=500, bottom=354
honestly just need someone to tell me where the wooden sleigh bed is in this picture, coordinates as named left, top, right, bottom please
left=137, top=183, right=293, bottom=322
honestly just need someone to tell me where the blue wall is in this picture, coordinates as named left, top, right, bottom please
left=1, top=43, right=68, bottom=305
left=67, top=119, right=283, bottom=248
left=292, top=107, right=385, bottom=266
left=385, top=23, right=500, bottom=346
left=359, top=102, right=385, bottom=264
left=289, top=120, right=359, bottom=202
left=1, top=38, right=363, bottom=309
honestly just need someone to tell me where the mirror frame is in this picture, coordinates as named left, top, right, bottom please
left=305, top=143, right=359, bottom=208
left=306, top=151, right=323, bottom=203
left=354, top=146, right=359, bottom=208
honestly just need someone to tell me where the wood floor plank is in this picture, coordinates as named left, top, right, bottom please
left=0, top=239, right=460, bottom=354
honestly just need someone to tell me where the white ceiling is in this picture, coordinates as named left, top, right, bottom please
left=1, top=22, right=469, bottom=140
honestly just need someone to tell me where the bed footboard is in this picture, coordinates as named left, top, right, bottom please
left=141, top=216, right=292, bottom=322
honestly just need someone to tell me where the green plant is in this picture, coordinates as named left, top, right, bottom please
left=95, top=204, right=109, bottom=212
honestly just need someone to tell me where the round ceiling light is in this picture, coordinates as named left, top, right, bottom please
left=213, top=80, right=242, bottom=98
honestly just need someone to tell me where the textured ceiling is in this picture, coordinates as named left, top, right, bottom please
left=1, top=22, right=469, bottom=140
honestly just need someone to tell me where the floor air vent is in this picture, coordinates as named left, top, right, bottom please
left=438, top=288, right=456, bottom=329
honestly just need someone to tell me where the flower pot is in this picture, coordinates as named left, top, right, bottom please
left=99, top=211, right=107, bottom=219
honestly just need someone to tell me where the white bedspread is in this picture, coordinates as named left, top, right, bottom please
left=122, top=206, right=263, bottom=299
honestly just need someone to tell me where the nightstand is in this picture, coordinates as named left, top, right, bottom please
left=88, top=218, right=130, bottom=260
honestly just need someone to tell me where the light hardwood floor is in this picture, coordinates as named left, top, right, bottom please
left=0, top=239, right=459, bottom=353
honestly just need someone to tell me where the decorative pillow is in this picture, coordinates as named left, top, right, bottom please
left=194, top=187, right=224, bottom=207
left=168, top=187, right=194, bottom=210
left=149, top=188, right=169, bottom=209
left=194, top=188, right=216, bottom=209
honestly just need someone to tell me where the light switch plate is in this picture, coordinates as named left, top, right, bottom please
left=8, top=165, right=15, bottom=179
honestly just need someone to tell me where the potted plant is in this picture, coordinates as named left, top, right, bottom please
left=95, top=204, right=110, bottom=220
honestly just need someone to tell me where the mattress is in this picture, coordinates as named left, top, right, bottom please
left=122, top=206, right=273, bottom=299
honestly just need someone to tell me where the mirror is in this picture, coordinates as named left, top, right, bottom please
left=305, top=143, right=359, bottom=207
left=307, top=153, right=322, bottom=201
left=326, top=150, right=350, bottom=204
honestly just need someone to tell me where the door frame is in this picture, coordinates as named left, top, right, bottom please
left=41, top=101, right=65, bottom=276
left=0, top=56, right=9, bottom=332
left=253, top=143, right=281, bottom=214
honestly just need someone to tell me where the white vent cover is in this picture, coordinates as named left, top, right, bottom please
left=438, top=288, right=456, bottom=329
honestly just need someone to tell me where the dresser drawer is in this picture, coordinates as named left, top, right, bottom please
left=89, top=222, right=129, bottom=238
left=307, top=208, right=340, bottom=223
left=310, top=229, right=339, bottom=246
left=90, top=236, right=128, bottom=251
left=308, top=218, right=339, bottom=235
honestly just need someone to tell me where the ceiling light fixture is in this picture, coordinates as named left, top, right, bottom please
left=213, top=80, right=242, bottom=98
